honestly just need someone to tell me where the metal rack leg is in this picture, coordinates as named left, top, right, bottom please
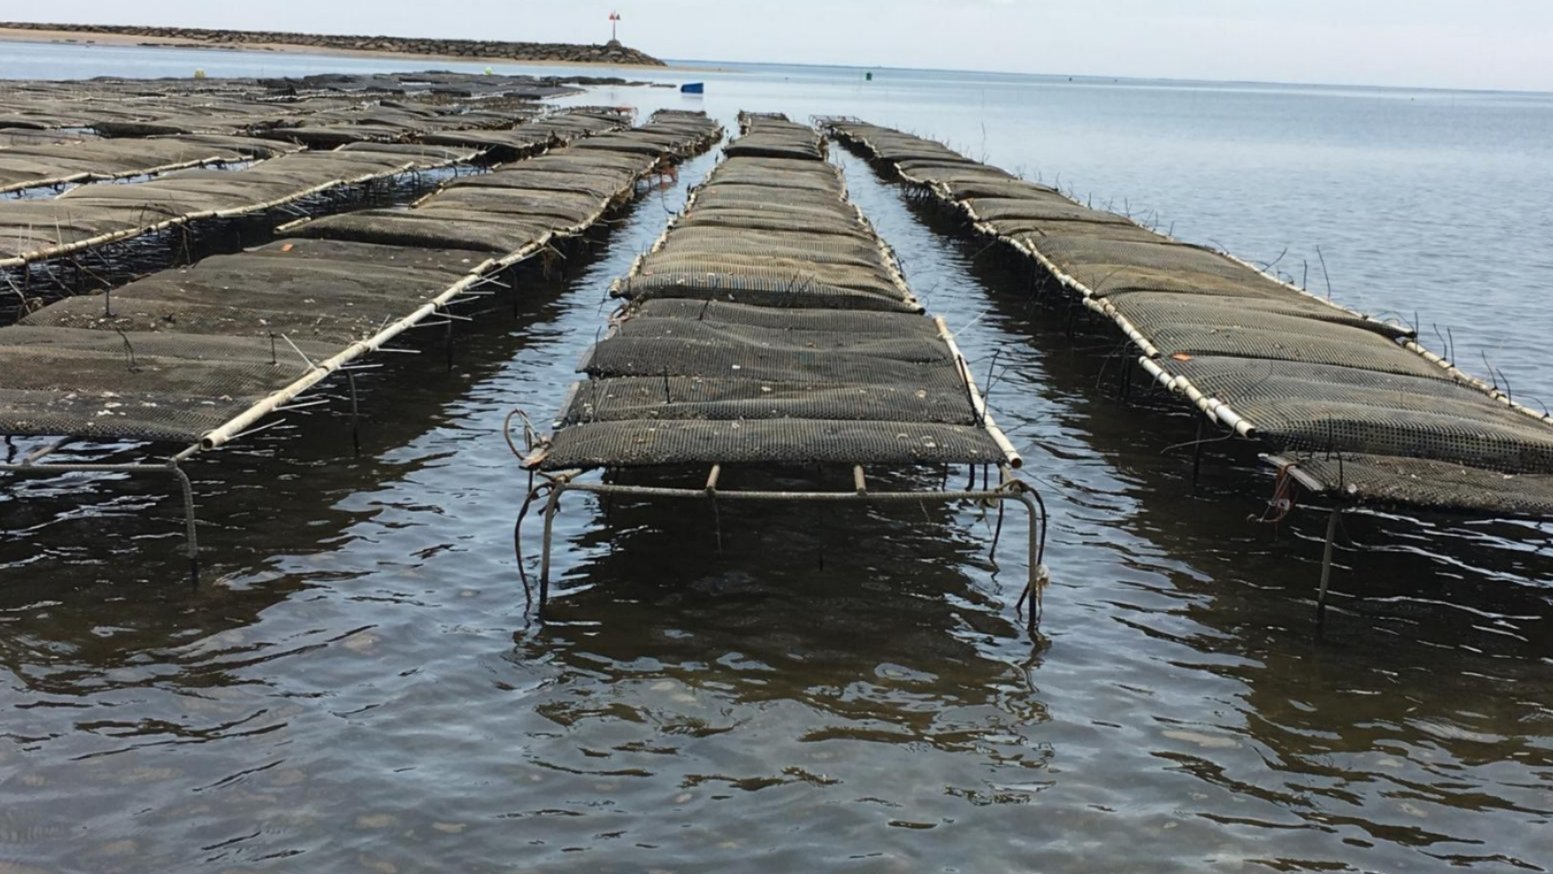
left=538, top=483, right=567, bottom=619
left=169, top=462, right=200, bottom=587
left=1317, top=507, right=1340, bottom=629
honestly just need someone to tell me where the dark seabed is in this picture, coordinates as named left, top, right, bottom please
left=2, top=42, right=1552, bottom=873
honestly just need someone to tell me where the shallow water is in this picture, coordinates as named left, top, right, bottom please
left=3, top=44, right=1553, bottom=872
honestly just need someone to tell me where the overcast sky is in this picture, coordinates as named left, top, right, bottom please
left=11, top=1, right=1553, bottom=91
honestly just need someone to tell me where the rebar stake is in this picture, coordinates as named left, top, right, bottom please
left=346, top=370, right=362, bottom=456
left=1012, top=490, right=1046, bottom=634
left=1317, top=507, right=1340, bottom=630
left=169, top=462, right=199, bottom=588
left=1190, top=416, right=1206, bottom=490
left=538, top=481, right=566, bottom=619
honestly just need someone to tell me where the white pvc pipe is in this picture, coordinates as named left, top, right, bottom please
left=198, top=265, right=496, bottom=449
left=1139, top=357, right=1256, bottom=437
left=201, top=125, right=724, bottom=450
left=935, top=315, right=1024, bottom=469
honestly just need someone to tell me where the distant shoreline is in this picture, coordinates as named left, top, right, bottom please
left=0, top=22, right=672, bottom=70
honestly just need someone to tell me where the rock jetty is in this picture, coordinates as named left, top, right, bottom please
left=1, top=22, right=667, bottom=66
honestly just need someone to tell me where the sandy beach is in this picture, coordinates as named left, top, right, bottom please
left=0, top=25, right=697, bottom=73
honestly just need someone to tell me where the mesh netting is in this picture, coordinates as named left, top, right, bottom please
left=0, top=325, right=319, bottom=442
left=943, top=178, right=1066, bottom=201
left=540, top=419, right=1002, bottom=469
left=409, top=188, right=608, bottom=223
left=1143, top=319, right=1445, bottom=379
left=704, top=162, right=842, bottom=191
left=0, top=109, right=639, bottom=266
left=892, top=154, right=982, bottom=170
left=688, top=189, right=856, bottom=216
left=617, top=271, right=921, bottom=313
left=629, top=299, right=937, bottom=335
left=558, top=377, right=978, bottom=426
left=1106, top=291, right=1414, bottom=340
left=0, top=323, right=334, bottom=361
left=0, top=113, right=726, bottom=445
left=0, top=148, right=442, bottom=264
left=260, top=105, right=523, bottom=147
left=609, top=315, right=948, bottom=356
left=611, top=147, right=918, bottom=314
left=637, top=253, right=906, bottom=298
left=570, top=134, right=675, bottom=156
left=723, top=114, right=826, bottom=161
left=674, top=209, right=867, bottom=237
left=283, top=209, right=561, bottom=253
left=420, top=129, right=551, bottom=152
left=1019, top=236, right=1243, bottom=283
left=643, top=229, right=887, bottom=265
left=0, top=134, right=294, bottom=194
left=0, top=73, right=576, bottom=142
left=278, top=115, right=724, bottom=253
left=334, top=141, right=481, bottom=163
left=538, top=122, right=1008, bottom=472
left=901, top=164, right=1005, bottom=182
left=1175, top=356, right=1553, bottom=472
left=829, top=118, right=1553, bottom=515
left=21, top=239, right=487, bottom=344
left=582, top=336, right=964, bottom=385
left=967, top=196, right=1135, bottom=226
left=994, top=221, right=1170, bottom=247
left=1282, top=453, right=1553, bottom=518
left=449, top=169, right=624, bottom=199
left=416, top=110, right=629, bottom=154
left=1054, top=258, right=1304, bottom=300
left=0, top=388, right=250, bottom=443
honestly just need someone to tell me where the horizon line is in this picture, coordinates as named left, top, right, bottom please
left=1, top=27, right=1546, bottom=97
left=664, top=57, right=1553, bottom=99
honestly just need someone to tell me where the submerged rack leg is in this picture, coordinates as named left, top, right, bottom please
left=1028, top=498, right=1039, bottom=632
left=989, top=500, right=1006, bottom=568
left=513, top=512, right=531, bottom=609
left=1316, top=507, right=1340, bottom=629
left=707, top=459, right=726, bottom=553
left=1190, top=415, right=1206, bottom=489
left=1010, top=490, right=1048, bottom=635
left=169, top=462, right=199, bottom=588
left=346, top=370, right=362, bottom=456
left=538, top=483, right=566, bottom=619
left=1021, top=493, right=1044, bottom=634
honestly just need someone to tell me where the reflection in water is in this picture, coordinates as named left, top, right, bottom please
left=521, top=475, right=1046, bottom=753
left=844, top=151, right=1553, bottom=870
left=0, top=170, right=464, bottom=326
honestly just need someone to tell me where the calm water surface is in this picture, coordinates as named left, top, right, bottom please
left=1, top=42, right=1552, bottom=872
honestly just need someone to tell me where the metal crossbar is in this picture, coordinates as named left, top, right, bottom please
left=515, top=464, right=1051, bottom=633
left=0, top=455, right=201, bottom=585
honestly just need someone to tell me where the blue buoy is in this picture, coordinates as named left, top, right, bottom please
left=680, top=82, right=704, bottom=94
